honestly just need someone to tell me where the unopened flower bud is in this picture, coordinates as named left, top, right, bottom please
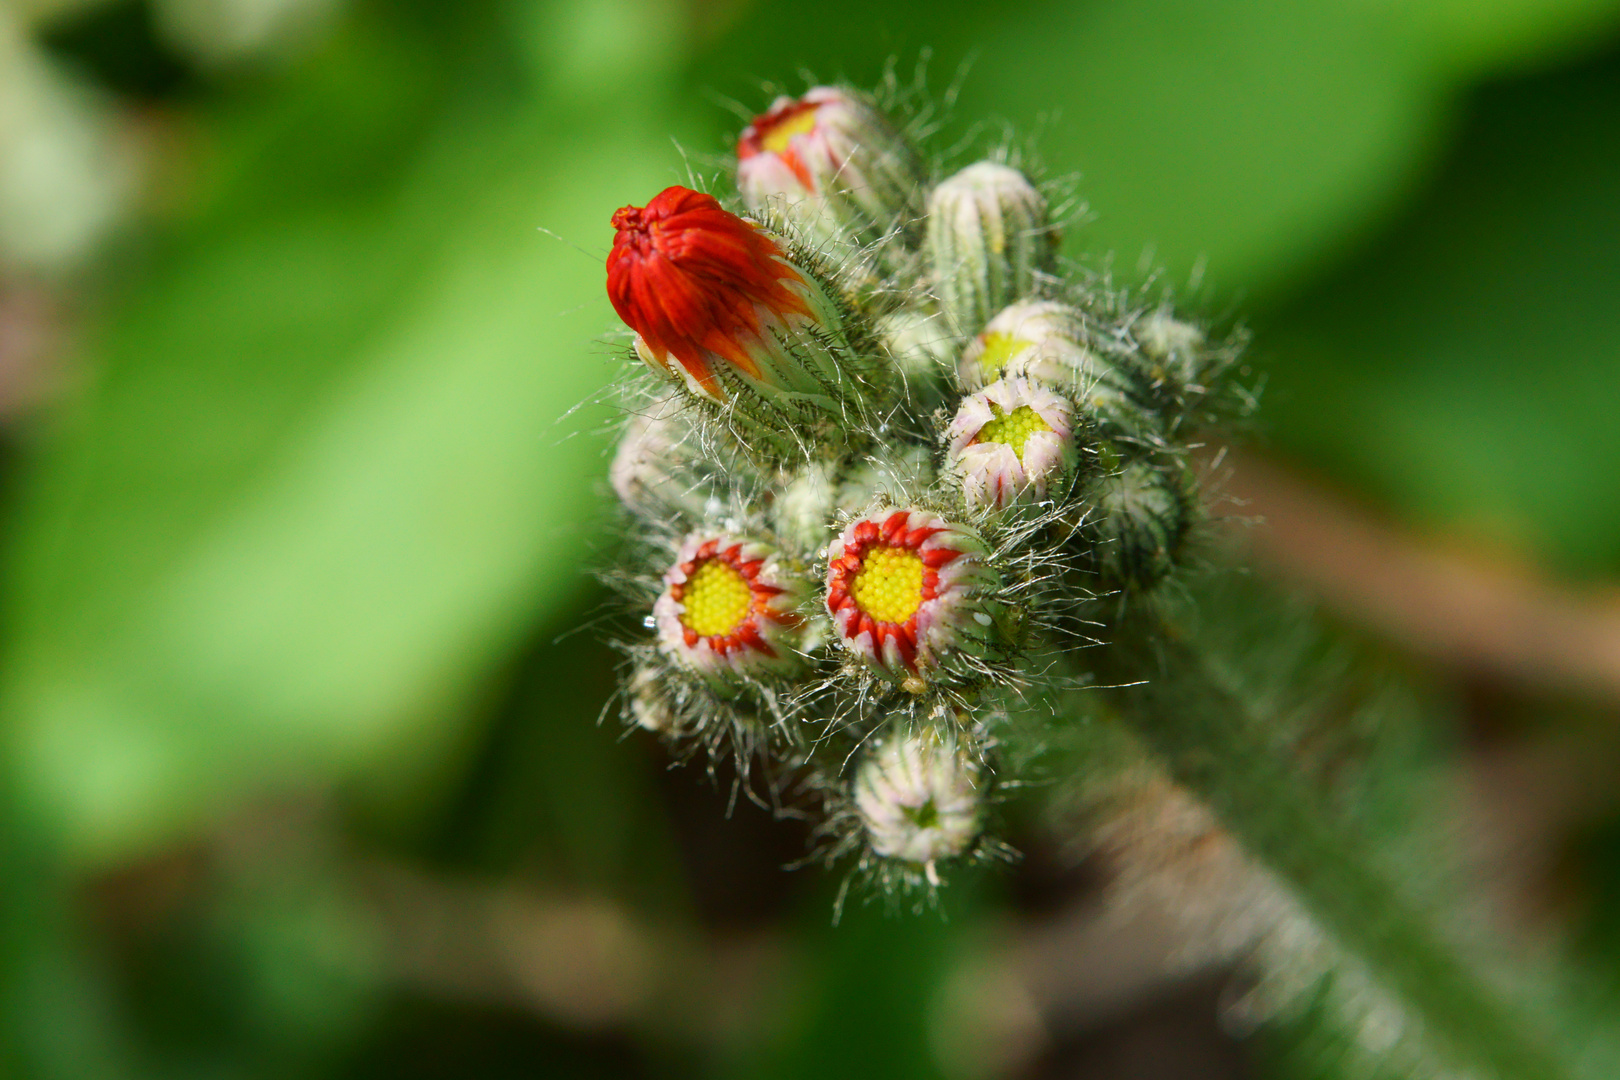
left=737, top=86, right=923, bottom=253
left=608, top=186, right=886, bottom=458
left=610, top=397, right=727, bottom=520
left=772, top=447, right=937, bottom=554
left=877, top=307, right=956, bottom=401
left=947, top=377, right=1078, bottom=511
left=855, top=730, right=983, bottom=872
left=825, top=508, right=1002, bottom=687
left=958, top=300, right=1085, bottom=389
left=626, top=663, right=679, bottom=733
left=1086, top=458, right=1190, bottom=589
left=1134, top=309, right=1207, bottom=395
left=959, top=301, right=1153, bottom=438
left=926, top=163, right=1057, bottom=337
left=839, top=444, right=936, bottom=510
left=772, top=460, right=839, bottom=554
left=655, top=532, right=815, bottom=690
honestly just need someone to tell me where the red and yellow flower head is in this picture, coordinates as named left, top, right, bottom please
left=825, top=508, right=1002, bottom=686
left=735, top=87, right=922, bottom=250
left=654, top=531, right=815, bottom=689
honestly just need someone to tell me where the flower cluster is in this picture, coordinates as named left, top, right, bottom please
left=600, top=84, right=1242, bottom=901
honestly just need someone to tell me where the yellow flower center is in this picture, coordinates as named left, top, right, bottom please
left=976, top=404, right=1052, bottom=463
left=680, top=559, right=753, bottom=638
left=974, top=333, right=1032, bottom=378
left=850, top=546, right=925, bottom=624
left=762, top=109, right=820, bottom=153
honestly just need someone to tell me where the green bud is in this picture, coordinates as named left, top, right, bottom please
left=1084, top=458, right=1191, bottom=590
left=877, top=307, right=956, bottom=402
left=926, top=163, right=1058, bottom=338
left=1134, top=309, right=1208, bottom=399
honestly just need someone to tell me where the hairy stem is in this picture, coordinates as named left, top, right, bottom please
left=1090, top=608, right=1568, bottom=1080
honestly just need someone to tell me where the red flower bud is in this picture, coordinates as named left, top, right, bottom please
left=606, top=185, right=889, bottom=459
left=608, top=186, right=811, bottom=399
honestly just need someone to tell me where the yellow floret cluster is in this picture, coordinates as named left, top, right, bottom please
left=850, top=545, right=925, bottom=624
left=761, top=109, right=818, bottom=152
left=680, top=559, right=753, bottom=637
left=975, top=403, right=1053, bottom=462
left=973, top=332, right=1032, bottom=381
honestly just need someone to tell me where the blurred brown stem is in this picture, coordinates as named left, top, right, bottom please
left=1220, top=449, right=1620, bottom=700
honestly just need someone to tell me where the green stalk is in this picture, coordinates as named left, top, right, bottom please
left=1089, top=608, right=1569, bottom=1080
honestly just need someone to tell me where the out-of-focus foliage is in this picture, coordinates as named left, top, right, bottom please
left=4, top=0, right=1620, bottom=1078
left=1262, top=61, right=1620, bottom=574
left=5, top=0, right=696, bottom=863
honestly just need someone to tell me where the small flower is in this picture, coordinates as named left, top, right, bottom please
left=655, top=532, right=814, bottom=689
left=737, top=86, right=923, bottom=252
left=947, top=377, right=1078, bottom=511
left=855, top=730, right=983, bottom=875
left=825, top=508, right=1001, bottom=686
left=960, top=301, right=1157, bottom=441
left=926, top=163, right=1058, bottom=337
left=608, top=186, right=882, bottom=456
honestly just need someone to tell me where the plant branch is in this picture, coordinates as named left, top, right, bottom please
left=1090, top=606, right=1572, bottom=1080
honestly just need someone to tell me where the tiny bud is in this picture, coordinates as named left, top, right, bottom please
left=610, top=397, right=722, bottom=519
left=877, top=307, right=957, bottom=396
left=737, top=86, right=924, bottom=252
left=772, top=447, right=937, bottom=555
left=947, top=377, right=1079, bottom=511
left=1086, top=458, right=1190, bottom=589
left=772, top=460, right=839, bottom=554
left=608, top=186, right=887, bottom=459
left=1134, top=309, right=1207, bottom=398
left=855, top=730, right=983, bottom=869
left=926, top=163, right=1058, bottom=337
left=839, top=443, right=937, bottom=509
left=655, top=532, right=815, bottom=690
left=626, top=663, right=679, bottom=733
left=825, top=508, right=1002, bottom=684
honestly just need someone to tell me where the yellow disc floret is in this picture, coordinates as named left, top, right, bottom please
left=974, top=333, right=1032, bottom=379
left=975, top=404, right=1053, bottom=462
left=762, top=109, right=820, bottom=153
left=680, top=558, right=753, bottom=638
left=850, top=546, right=925, bottom=624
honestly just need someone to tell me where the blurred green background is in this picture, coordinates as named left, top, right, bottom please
left=4, top=0, right=1620, bottom=1077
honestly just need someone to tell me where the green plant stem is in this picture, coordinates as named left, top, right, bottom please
left=1089, top=607, right=1568, bottom=1080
